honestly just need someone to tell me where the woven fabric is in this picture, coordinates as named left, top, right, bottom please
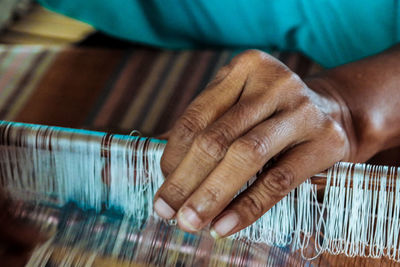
left=0, top=45, right=319, bottom=134
left=1, top=44, right=397, bottom=266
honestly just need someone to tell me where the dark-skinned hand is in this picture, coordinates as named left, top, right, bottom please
left=154, top=45, right=400, bottom=238
left=154, top=50, right=351, bottom=238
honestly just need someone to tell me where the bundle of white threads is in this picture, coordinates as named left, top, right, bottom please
left=1, top=120, right=400, bottom=261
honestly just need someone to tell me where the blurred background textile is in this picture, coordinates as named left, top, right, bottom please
left=1, top=2, right=400, bottom=266
left=0, top=2, right=93, bottom=44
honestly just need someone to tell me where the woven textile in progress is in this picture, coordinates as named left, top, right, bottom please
left=1, top=45, right=399, bottom=266
left=1, top=120, right=400, bottom=266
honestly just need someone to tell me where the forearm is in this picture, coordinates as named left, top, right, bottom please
left=306, top=44, right=400, bottom=162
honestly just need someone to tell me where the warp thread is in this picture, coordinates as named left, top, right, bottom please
left=1, top=120, right=400, bottom=263
left=18, top=202, right=297, bottom=267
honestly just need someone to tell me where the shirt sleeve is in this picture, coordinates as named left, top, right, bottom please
left=38, top=0, right=399, bottom=68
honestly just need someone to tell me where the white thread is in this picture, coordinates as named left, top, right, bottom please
left=1, top=121, right=400, bottom=261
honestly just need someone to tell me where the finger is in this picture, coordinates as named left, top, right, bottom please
left=155, top=55, right=308, bottom=221
left=160, top=49, right=270, bottom=178
left=154, top=95, right=279, bottom=219
left=210, top=138, right=345, bottom=238
left=174, top=110, right=311, bottom=232
left=160, top=64, right=247, bottom=177
left=154, top=62, right=250, bottom=220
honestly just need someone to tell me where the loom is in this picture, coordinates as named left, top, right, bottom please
left=0, top=120, right=400, bottom=266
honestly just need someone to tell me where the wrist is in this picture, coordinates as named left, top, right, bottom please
left=304, top=75, right=383, bottom=162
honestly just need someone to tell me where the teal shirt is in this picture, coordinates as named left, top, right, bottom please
left=39, top=0, right=399, bottom=67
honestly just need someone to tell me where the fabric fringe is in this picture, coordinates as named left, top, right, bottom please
left=1, top=120, right=400, bottom=262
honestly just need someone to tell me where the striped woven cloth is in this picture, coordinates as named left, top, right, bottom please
left=0, top=45, right=397, bottom=266
left=0, top=45, right=319, bottom=135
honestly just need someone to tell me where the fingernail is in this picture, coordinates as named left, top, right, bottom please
left=154, top=198, right=176, bottom=219
left=178, top=207, right=202, bottom=231
left=211, top=212, right=239, bottom=238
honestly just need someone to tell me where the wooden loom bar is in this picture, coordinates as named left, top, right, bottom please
left=0, top=120, right=399, bottom=190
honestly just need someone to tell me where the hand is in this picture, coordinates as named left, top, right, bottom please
left=154, top=49, right=353, bottom=238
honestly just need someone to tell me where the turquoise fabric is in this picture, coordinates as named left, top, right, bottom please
left=38, top=0, right=399, bottom=67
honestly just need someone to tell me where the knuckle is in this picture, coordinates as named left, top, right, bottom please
left=323, top=119, right=348, bottom=159
left=203, top=185, right=223, bottom=204
left=241, top=49, right=264, bottom=59
left=213, top=65, right=232, bottom=82
left=162, top=181, right=188, bottom=202
left=232, top=135, right=270, bottom=163
left=296, top=94, right=313, bottom=108
left=274, top=69, right=299, bottom=84
left=260, top=166, right=295, bottom=198
left=320, top=116, right=337, bottom=131
left=194, top=129, right=230, bottom=161
left=240, top=193, right=266, bottom=218
left=233, top=49, right=266, bottom=66
left=175, top=109, right=206, bottom=141
left=323, top=119, right=347, bottom=146
left=232, top=101, right=253, bottom=120
left=293, top=97, right=319, bottom=120
left=288, top=72, right=304, bottom=86
left=279, top=78, right=309, bottom=103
